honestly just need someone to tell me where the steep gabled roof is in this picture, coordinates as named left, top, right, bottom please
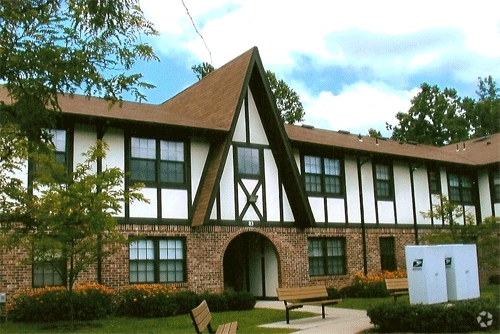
left=189, top=47, right=315, bottom=227
left=286, top=125, right=500, bottom=166
left=160, top=48, right=255, bottom=130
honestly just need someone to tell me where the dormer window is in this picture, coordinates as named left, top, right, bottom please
left=237, top=147, right=260, bottom=177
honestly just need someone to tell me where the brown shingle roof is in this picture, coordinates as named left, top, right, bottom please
left=285, top=125, right=500, bottom=166
left=160, top=48, right=255, bottom=130
left=0, top=86, right=224, bottom=131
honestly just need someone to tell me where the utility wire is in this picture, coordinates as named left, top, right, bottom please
left=181, top=0, right=213, bottom=65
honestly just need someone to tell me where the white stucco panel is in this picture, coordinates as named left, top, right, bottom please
left=248, top=89, right=269, bottom=145
left=327, top=198, right=345, bottom=223
left=345, top=156, right=361, bottom=223
left=377, top=201, right=395, bottom=223
left=102, top=127, right=124, bottom=170
left=361, top=160, right=377, bottom=224
left=129, top=188, right=157, bottom=218
left=220, top=147, right=235, bottom=220
left=264, top=149, right=280, bottom=222
left=233, top=104, right=246, bottom=143
left=413, top=168, right=431, bottom=225
left=282, top=185, right=294, bottom=222
left=309, top=197, right=325, bottom=222
left=393, top=162, right=413, bottom=224
left=162, top=189, right=188, bottom=219
left=73, top=124, right=97, bottom=170
left=477, top=169, right=493, bottom=218
left=191, top=139, right=210, bottom=203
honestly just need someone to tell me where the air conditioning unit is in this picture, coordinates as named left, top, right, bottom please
left=0, top=293, right=6, bottom=303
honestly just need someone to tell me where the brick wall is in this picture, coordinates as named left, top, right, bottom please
left=0, top=224, right=432, bottom=302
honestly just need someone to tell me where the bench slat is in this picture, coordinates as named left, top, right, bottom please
left=191, top=300, right=237, bottom=334
left=276, top=285, right=328, bottom=301
left=276, top=285, right=341, bottom=324
left=216, top=321, right=238, bottom=334
left=385, top=278, right=409, bottom=301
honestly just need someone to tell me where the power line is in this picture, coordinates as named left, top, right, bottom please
left=181, top=0, right=213, bottom=65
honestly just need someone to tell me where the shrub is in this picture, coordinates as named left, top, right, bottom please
left=73, top=283, right=114, bottom=320
left=224, top=290, right=256, bottom=311
left=115, top=284, right=176, bottom=318
left=488, top=274, right=500, bottom=285
left=341, top=270, right=406, bottom=298
left=9, top=284, right=113, bottom=322
left=9, top=287, right=68, bottom=322
left=367, top=299, right=500, bottom=333
left=327, top=287, right=342, bottom=299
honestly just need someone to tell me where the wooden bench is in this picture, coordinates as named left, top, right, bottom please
left=190, top=300, right=238, bottom=334
left=276, top=285, right=342, bottom=324
left=385, top=278, right=409, bottom=301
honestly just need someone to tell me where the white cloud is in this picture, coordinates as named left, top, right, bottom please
left=301, top=82, right=420, bottom=137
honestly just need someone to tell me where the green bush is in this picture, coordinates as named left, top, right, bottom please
left=367, top=298, right=500, bottom=333
left=11, top=284, right=256, bottom=321
left=9, top=284, right=113, bottom=322
left=488, top=274, right=500, bottom=285
left=115, top=284, right=175, bottom=318
left=225, top=290, right=256, bottom=311
left=341, top=281, right=388, bottom=298
left=326, top=287, right=342, bottom=299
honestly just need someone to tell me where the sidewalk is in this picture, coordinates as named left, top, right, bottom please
left=255, top=300, right=374, bottom=334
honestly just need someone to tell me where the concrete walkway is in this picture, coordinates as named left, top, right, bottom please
left=255, top=300, right=374, bottom=334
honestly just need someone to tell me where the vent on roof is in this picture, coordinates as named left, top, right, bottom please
left=302, top=124, right=314, bottom=129
left=474, top=136, right=490, bottom=142
left=338, top=130, right=350, bottom=134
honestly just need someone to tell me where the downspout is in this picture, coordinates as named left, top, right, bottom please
left=409, top=163, right=419, bottom=245
left=357, top=156, right=368, bottom=275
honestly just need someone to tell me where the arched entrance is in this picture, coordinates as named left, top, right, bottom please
left=223, top=232, right=279, bottom=298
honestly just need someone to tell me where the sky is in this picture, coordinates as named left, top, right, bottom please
left=135, top=0, right=500, bottom=137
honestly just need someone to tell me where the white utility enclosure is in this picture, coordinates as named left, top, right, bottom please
left=405, top=245, right=480, bottom=305
left=405, top=245, right=448, bottom=305
left=442, top=244, right=480, bottom=301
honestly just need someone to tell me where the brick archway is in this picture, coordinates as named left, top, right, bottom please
left=221, top=229, right=281, bottom=298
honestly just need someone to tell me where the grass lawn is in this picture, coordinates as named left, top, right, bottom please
left=1, top=285, right=497, bottom=333
left=0, top=308, right=316, bottom=334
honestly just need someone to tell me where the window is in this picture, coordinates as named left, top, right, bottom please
left=33, top=263, right=64, bottom=287
left=237, top=147, right=260, bottom=176
left=380, top=237, right=397, bottom=271
left=49, top=129, right=67, bottom=166
left=374, top=163, right=393, bottom=200
left=448, top=173, right=473, bottom=203
left=492, top=169, right=500, bottom=203
left=308, top=238, right=346, bottom=276
left=129, top=238, right=185, bottom=283
left=304, top=155, right=343, bottom=196
left=130, top=137, right=185, bottom=186
left=428, top=168, right=441, bottom=195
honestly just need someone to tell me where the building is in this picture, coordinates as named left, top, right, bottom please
left=1, top=47, right=499, bottom=300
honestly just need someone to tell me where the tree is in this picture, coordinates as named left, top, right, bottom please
left=420, top=195, right=474, bottom=244
left=0, top=138, right=147, bottom=318
left=387, top=83, right=470, bottom=146
left=0, top=0, right=158, bottom=142
left=191, top=63, right=305, bottom=124
left=420, top=196, right=500, bottom=279
left=368, top=128, right=382, bottom=137
left=467, top=76, right=500, bottom=137
left=387, top=77, right=499, bottom=146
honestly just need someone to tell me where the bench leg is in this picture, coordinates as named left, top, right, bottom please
left=286, top=308, right=290, bottom=324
